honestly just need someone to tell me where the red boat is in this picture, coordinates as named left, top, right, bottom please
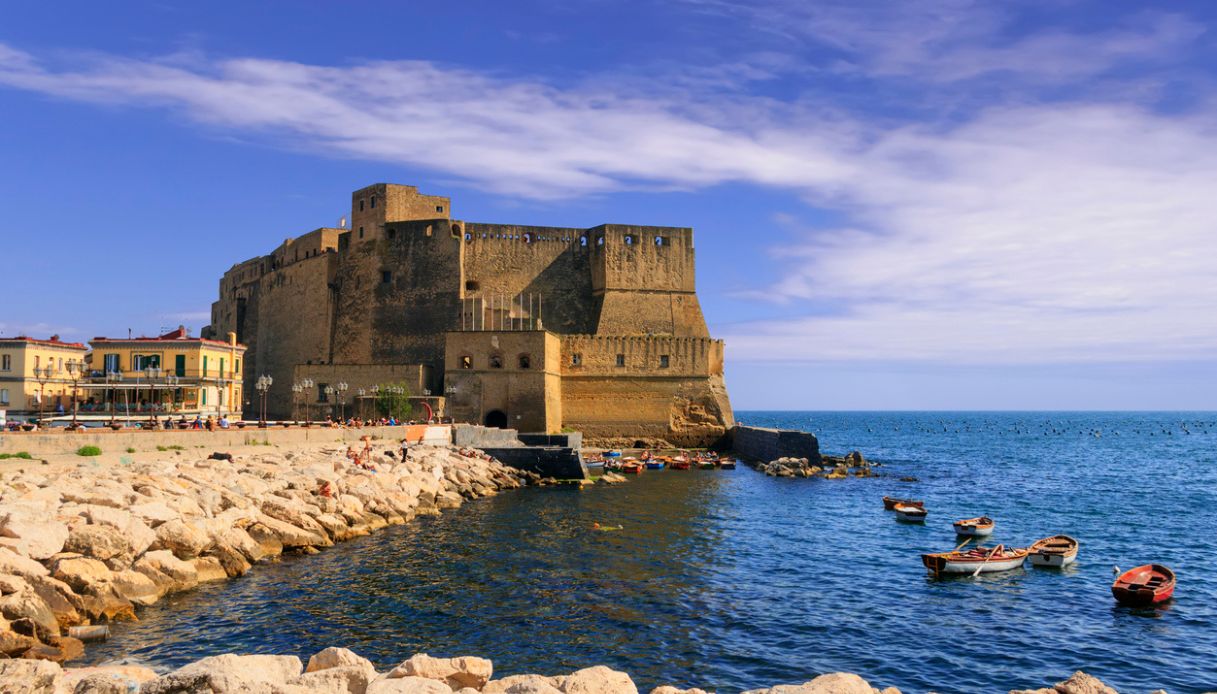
left=620, top=461, right=644, bottom=475
left=1112, top=564, right=1175, bottom=607
left=883, top=496, right=925, bottom=511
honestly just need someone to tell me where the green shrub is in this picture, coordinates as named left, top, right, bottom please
left=76, top=446, right=102, bottom=457
left=156, top=445, right=168, bottom=452
left=126, top=447, right=136, bottom=454
left=0, top=452, right=34, bottom=460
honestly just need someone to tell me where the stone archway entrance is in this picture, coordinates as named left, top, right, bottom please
left=484, top=410, right=508, bottom=429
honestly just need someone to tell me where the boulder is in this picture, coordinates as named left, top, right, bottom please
left=307, top=646, right=378, bottom=673
left=141, top=653, right=304, bottom=694
left=191, top=556, right=229, bottom=583
left=292, top=664, right=379, bottom=694
left=1009, top=671, right=1118, bottom=694
left=652, top=688, right=710, bottom=694
left=0, top=658, right=63, bottom=693
left=20, top=634, right=85, bottom=663
left=60, top=664, right=159, bottom=693
left=111, top=569, right=162, bottom=606
left=64, top=524, right=134, bottom=567
left=485, top=675, right=567, bottom=694
left=0, top=547, right=50, bottom=579
left=23, top=574, right=85, bottom=628
left=561, top=666, right=638, bottom=694
left=0, top=590, right=60, bottom=638
left=369, top=676, right=456, bottom=694
left=51, top=556, right=114, bottom=594
left=152, top=518, right=211, bottom=559
left=133, top=549, right=199, bottom=594
left=0, top=626, right=41, bottom=656
left=388, top=653, right=493, bottom=690
left=0, top=515, right=69, bottom=560
left=128, top=501, right=178, bottom=525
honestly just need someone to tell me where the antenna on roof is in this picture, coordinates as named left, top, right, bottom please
left=339, top=216, right=348, bottom=229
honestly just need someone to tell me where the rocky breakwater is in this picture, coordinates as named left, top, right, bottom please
left=0, top=444, right=534, bottom=664
left=752, top=451, right=875, bottom=479
left=0, top=651, right=1140, bottom=694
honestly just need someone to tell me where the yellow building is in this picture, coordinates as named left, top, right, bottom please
left=82, top=327, right=247, bottom=419
left=0, top=336, right=89, bottom=420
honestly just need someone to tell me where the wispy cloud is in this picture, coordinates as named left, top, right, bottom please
left=0, top=322, right=80, bottom=339
left=0, top=2, right=1212, bottom=366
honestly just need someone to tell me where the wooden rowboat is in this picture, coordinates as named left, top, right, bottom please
left=894, top=505, right=928, bottom=523
left=922, top=544, right=1029, bottom=576
left=670, top=459, right=691, bottom=470
left=644, top=461, right=665, bottom=470
left=718, top=459, right=737, bottom=470
left=1112, top=564, right=1175, bottom=606
left=953, top=516, right=995, bottom=537
left=1028, top=535, right=1079, bottom=568
left=883, top=496, right=925, bottom=511
left=620, top=461, right=644, bottom=475
left=697, top=459, right=716, bottom=469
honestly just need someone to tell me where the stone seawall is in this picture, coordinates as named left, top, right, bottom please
left=0, top=424, right=450, bottom=457
left=0, top=440, right=531, bottom=665
left=731, top=425, right=821, bottom=464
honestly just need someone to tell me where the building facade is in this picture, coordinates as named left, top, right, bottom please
left=205, top=183, right=733, bottom=446
left=82, top=327, right=247, bottom=418
left=0, top=336, right=89, bottom=420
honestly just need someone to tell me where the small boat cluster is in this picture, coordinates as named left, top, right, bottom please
left=882, top=496, right=1176, bottom=606
left=584, top=450, right=737, bottom=475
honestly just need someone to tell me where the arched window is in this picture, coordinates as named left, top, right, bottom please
left=523, top=232, right=533, bottom=243
left=625, top=235, right=634, bottom=245
left=490, top=354, right=504, bottom=369
left=518, top=354, right=532, bottom=370
left=580, top=236, right=588, bottom=247
left=460, top=355, right=473, bottom=369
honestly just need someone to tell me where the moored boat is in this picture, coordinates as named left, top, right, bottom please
left=894, top=504, right=928, bottom=523
left=883, top=496, right=925, bottom=511
left=670, top=459, right=691, bottom=470
left=921, top=544, right=1029, bottom=576
left=584, top=460, right=606, bottom=474
left=1112, top=564, right=1175, bottom=606
left=1028, top=535, right=1079, bottom=568
left=718, top=458, right=737, bottom=470
left=620, top=460, right=644, bottom=474
left=697, top=459, right=716, bottom=469
left=644, top=460, right=666, bottom=470
left=953, top=516, right=995, bottom=537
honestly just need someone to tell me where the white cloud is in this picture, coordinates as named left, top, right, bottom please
left=0, top=5, right=1213, bottom=366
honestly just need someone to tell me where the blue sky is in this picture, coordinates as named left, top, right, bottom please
left=2, top=0, right=1215, bottom=410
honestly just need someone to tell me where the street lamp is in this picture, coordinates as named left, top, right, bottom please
left=32, top=365, right=56, bottom=426
left=164, top=374, right=180, bottom=416
left=324, top=385, right=335, bottom=421
left=336, top=382, right=349, bottom=422
left=291, top=382, right=303, bottom=423
left=300, top=378, right=314, bottom=424
left=255, top=375, right=273, bottom=426
left=64, top=359, right=84, bottom=429
left=356, top=388, right=366, bottom=420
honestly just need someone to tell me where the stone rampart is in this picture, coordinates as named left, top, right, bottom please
left=731, top=425, right=822, bottom=464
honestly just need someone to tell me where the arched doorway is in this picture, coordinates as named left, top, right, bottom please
left=484, top=410, right=508, bottom=429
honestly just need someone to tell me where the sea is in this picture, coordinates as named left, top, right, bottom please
left=82, top=412, right=1217, bottom=694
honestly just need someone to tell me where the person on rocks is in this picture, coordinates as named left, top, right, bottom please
left=219, top=415, right=230, bottom=429
left=191, top=415, right=203, bottom=430
left=400, top=437, right=411, bottom=461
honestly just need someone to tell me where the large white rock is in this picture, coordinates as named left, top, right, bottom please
left=152, top=518, right=211, bottom=559
left=292, top=663, right=379, bottom=694
left=141, top=653, right=304, bottom=694
left=0, top=658, right=64, bottom=693
left=561, top=666, right=638, bottom=694
left=307, top=646, right=378, bottom=673
left=0, top=514, right=69, bottom=560
left=388, top=653, right=493, bottom=690
left=132, top=549, right=199, bottom=593
left=0, top=548, right=49, bottom=579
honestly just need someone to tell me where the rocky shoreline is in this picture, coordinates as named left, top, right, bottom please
left=750, top=451, right=876, bottom=479
left=0, top=651, right=1142, bottom=693
left=0, top=441, right=541, bottom=666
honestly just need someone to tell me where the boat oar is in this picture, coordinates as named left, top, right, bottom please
left=954, top=538, right=973, bottom=552
left=972, top=544, right=1003, bottom=577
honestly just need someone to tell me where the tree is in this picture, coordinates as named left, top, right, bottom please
left=376, top=382, right=412, bottom=420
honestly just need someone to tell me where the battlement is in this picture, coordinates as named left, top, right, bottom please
left=560, top=334, right=724, bottom=377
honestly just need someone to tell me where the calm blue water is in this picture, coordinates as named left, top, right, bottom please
left=84, top=412, right=1217, bottom=693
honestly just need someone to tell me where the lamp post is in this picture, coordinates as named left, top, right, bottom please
left=255, top=375, right=273, bottom=427
left=300, top=378, right=314, bottom=424
left=144, top=366, right=162, bottom=427
left=291, top=382, right=303, bottom=423
left=32, top=365, right=56, bottom=426
left=324, top=385, right=335, bottom=421
left=336, top=382, right=349, bottom=422
left=64, top=359, right=84, bottom=429
left=356, top=388, right=366, bottom=420
left=105, top=370, right=122, bottom=425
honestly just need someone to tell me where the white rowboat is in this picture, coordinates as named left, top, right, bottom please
left=895, top=505, right=928, bottom=523
left=1028, top=535, right=1079, bottom=568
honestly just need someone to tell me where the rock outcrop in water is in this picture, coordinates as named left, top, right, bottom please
left=752, top=451, right=874, bottom=479
left=0, top=443, right=533, bottom=663
left=0, top=652, right=1138, bottom=694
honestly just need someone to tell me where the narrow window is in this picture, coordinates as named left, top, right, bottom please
left=436, top=205, right=444, bottom=213
left=387, top=228, right=395, bottom=240
left=596, top=236, right=605, bottom=247
left=359, top=199, right=365, bottom=211
left=523, top=232, right=532, bottom=243
left=318, top=384, right=329, bottom=402
left=616, top=354, right=625, bottom=367
left=382, top=271, right=392, bottom=284
left=359, top=227, right=364, bottom=239
left=202, top=389, right=207, bottom=406
left=490, top=354, right=504, bottom=369
left=34, top=356, right=40, bottom=369
left=655, top=236, right=667, bottom=246
left=660, top=355, right=670, bottom=368
left=370, top=195, right=376, bottom=208
left=466, top=280, right=480, bottom=291
left=203, top=355, right=208, bottom=376
left=1, top=388, right=9, bottom=405
left=461, top=356, right=473, bottom=369
left=625, top=235, right=634, bottom=245
left=1, top=354, right=9, bottom=371
left=519, top=354, right=531, bottom=370
left=580, top=236, right=588, bottom=247
left=571, top=353, right=583, bottom=366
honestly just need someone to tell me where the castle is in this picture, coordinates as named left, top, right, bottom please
left=204, top=184, right=734, bottom=446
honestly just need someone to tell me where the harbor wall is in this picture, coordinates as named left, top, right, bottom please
left=0, top=425, right=450, bottom=457
left=482, top=446, right=585, bottom=479
left=731, top=425, right=821, bottom=463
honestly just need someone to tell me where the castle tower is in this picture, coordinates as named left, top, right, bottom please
left=350, top=183, right=451, bottom=244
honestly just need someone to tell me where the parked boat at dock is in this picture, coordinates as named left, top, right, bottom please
left=883, top=496, right=925, bottom=511
left=894, top=505, right=928, bottom=523
left=644, top=460, right=666, bottom=470
left=1112, top=564, right=1175, bottom=606
left=922, top=544, right=1029, bottom=576
left=718, top=458, right=737, bottom=470
left=1028, top=535, right=1079, bottom=568
left=953, top=516, right=995, bottom=537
